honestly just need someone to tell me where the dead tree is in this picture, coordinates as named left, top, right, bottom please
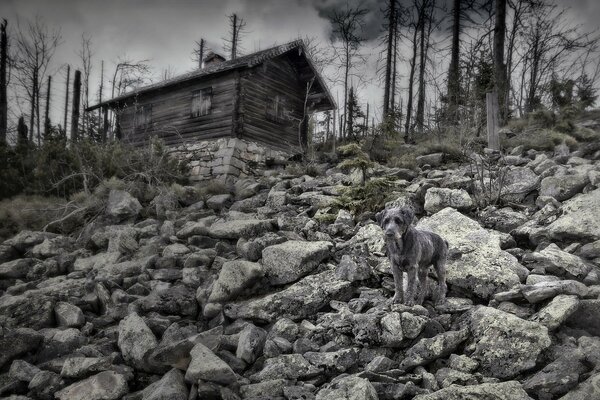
left=71, top=70, right=81, bottom=142
left=415, top=0, right=435, bottom=136
left=63, top=64, right=70, bottom=136
left=0, top=19, right=7, bottom=144
left=383, top=0, right=397, bottom=118
left=193, top=38, right=205, bottom=68
left=77, top=34, right=93, bottom=137
left=17, top=116, right=28, bottom=147
left=328, top=5, right=368, bottom=138
left=446, top=0, right=461, bottom=125
left=224, top=14, right=246, bottom=60
left=404, top=0, right=426, bottom=142
left=44, top=75, right=51, bottom=139
left=494, top=0, right=508, bottom=123
left=98, top=60, right=104, bottom=130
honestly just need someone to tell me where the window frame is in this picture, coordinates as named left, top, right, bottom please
left=191, top=87, right=213, bottom=118
left=134, top=104, right=152, bottom=131
left=265, top=94, right=287, bottom=124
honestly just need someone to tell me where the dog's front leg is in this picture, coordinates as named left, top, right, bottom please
left=390, top=260, right=404, bottom=304
left=404, top=265, right=418, bottom=306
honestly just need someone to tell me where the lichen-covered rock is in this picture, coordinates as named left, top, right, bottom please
left=142, top=368, right=188, bottom=400
left=424, top=188, right=473, bottom=214
left=556, top=372, right=600, bottom=400
left=413, top=381, right=532, bottom=400
left=117, top=312, right=158, bottom=371
left=532, top=243, right=591, bottom=279
left=540, top=173, right=588, bottom=202
left=531, top=294, right=579, bottom=330
left=546, top=188, right=600, bottom=242
left=417, top=208, right=522, bottom=300
left=315, top=375, right=378, bottom=400
left=236, top=323, right=267, bottom=364
left=208, top=260, right=264, bottom=303
left=249, top=354, right=321, bottom=382
left=55, top=371, right=128, bottom=400
left=399, top=329, right=469, bottom=370
left=54, top=302, right=85, bottom=328
left=106, top=190, right=142, bottom=220
left=185, top=341, right=237, bottom=385
left=209, top=218, right=275, bottom=239
left=461, top=306, right=551, bottom=379
left=523, top=354, right=586, bottom=399
left=262, top=240, right=332, bottom=285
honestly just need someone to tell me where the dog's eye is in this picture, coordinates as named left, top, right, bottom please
left=394, top=217, right=401, bottom=224
left=383, top=218, right=390, bottom=225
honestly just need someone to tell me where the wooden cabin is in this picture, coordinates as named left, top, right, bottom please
left=87, top=40, right=335, bottom=155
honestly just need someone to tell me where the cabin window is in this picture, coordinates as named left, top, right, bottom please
left=134, top=104, right=152, bottom=130
left=266, top=94, right=287, bottom=123
left=191, top=87, right=212, bottom=117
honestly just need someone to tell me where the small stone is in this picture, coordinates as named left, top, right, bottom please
left=55, top=371, right=128, bottom=400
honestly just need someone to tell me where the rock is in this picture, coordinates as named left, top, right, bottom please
left=236, top=232, right=286, bottom=262
left=185, top=342, right=237, bottom=385
left=522, top=280, right=589, bottom=303
left=266, top=189, right=288, bottom=209
left=176, top=219, right=214, bottom=239
left=236, top=324, right=267, bottom=364
left=9, top=359, right=41, bottom=382
left=316, top=375, right=378, bottom=400
left=540, top=173, right=588, bottom=202
left=416, top=153, right=443, bottom=168
left=162, top=243, right=190, bottom=258
left=0, top=329, right=42, bottom=369
left=55, top=371, right=128, bottom=400
left=461, top=306, right=551, bottom=379
left=60, top=357, right=111, bottom=378
left=250, top=354, right=322, bottom=382
left=335, top=255, right=371, bottom=282
left=208, top=260, right=264, bottom=303
left=106, top=190, right=142, bottom=220
left=206, top=193, right=233, bottom=210
left=0, top=258, right=35, bottom=279
left=28, top=370, right=64, bottom=399
left=417, top=208, right=521, bottom=300
left=523, top=354, right=586, bottom=399
left=566, top=299, right=600, bottom=336
left=31, top=236, right=73, bottom=258
left=547, top=188, right=600, bottom=242
left=413, top=381, right=532, bottom=400
left=531, top=294, right=579, bottom=330
left=54, top=302, right=85, bottom=328
left=448, top=354, right=478, bottom=373
left=142, top=368, right=188, bottom=400
left=224, top=270, right=354, bottom=322
left=0, top=293, right=55, bottom=330
left=146, top=328, right=222, bottom=370
left=578, top=240, right=600, bottom=259
left=380, top=311, right=404, bottom=348
left=4, top=230, right=58, bottom=253
left=340, top=224, right=385, bottom=254
left=240, top=379, right=289, bottom=398
left=556, top=372, right=600, bottom=400
left=209, top=218, right=274, bottom=239
left=262, top=240, right=332, bottom=285
left=401, top=312, right=428, bottom=339
left=118, top=312, right=158, bottom=371
left=399, top=329, right=469, bottom=370
left=501, top=167, right=539, bottom=202
left=305, top=348, right=359, bottom=373
left=532, top=243, right=591, bottom=279
left=424, top=188, right=473, bottom=214
left=136, top=284, right=198, bottom=317
left=479, top=207, right=528, bottom=233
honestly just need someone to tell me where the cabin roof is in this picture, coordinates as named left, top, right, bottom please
left=87, top=39, right=335, bottom=112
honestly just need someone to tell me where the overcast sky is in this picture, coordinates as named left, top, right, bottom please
left=1, top=0, right=599, bottom=126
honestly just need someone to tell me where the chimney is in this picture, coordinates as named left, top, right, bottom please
left=203, top=51, right=226, bottom=68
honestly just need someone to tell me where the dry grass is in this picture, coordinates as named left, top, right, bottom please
left=0, top=195, right=68, bottom=242
left=503, top=129, right=578, bottom=152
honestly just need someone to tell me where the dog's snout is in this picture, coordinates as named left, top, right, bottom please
left=385, top=230, right=395, bottom=237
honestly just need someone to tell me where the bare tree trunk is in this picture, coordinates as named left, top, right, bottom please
left=346, top=87, right=354, bottom=139
left=0, top=19, right=7, bottom=144
left=415, top=0, right=428, bottom=136
left=404, top=23, right=419, bottom=141
left=494, top=0, right=507, bottom=123
left=44, top=76, right=51, bottom=139
left=365, top=103, right=369, bottom=136
left=383, top=0, right=395, bottom=117
left=391, top=20, right=398, bottom=114
left=231, top=14, right=238, bottom=60
left=30, top=67, right=37, bottom=143
left=447, top=0, right=460, bottom=125
left=71, top=70, right=81, bottom=142
left=64, top=65, right=70, bottom=136
left=18, top=116, right=28, bottom=147
left=98, top=60, right=103, bottom=126
left=199, top=39, right=204, bottom=68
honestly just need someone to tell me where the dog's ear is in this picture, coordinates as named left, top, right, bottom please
left=401, top=208, right=415, bottom=225
left=375, top=210, right=386, bottom=227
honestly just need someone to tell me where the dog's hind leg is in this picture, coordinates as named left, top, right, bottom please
left=391, top=262, right=404, bottom=304
left=404, top=266, right=418, bottom=306
left=416, top=267, right=428, bottom=305
left=432, top=258, right=447, bottom=305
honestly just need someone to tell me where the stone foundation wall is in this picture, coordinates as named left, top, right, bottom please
left=170, top=138, right=292, bottom=182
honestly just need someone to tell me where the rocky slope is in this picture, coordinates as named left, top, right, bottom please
left=1, top=139, right=600, bottom=400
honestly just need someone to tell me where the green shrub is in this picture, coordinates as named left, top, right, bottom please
left=334, top=177, right=394, bottom=215
left=504, top=129, right=578, bottom=152
left=570, top=126, right=600, bottom=142
left=528, top=109, right=556, bottom=128
left=0, top=195, right=68, bottom=242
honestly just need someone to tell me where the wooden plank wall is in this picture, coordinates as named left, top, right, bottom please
left=116, top=74, right=235, bottom=147
left=241, top=56, right=305, bottom=153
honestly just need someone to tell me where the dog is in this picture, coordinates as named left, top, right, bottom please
left=376, top=207, right=448, bottom=306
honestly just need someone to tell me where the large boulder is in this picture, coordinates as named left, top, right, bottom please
left=106, top=190, right=142, bottom=220
left=417, top=208, right=522, bottom=299
left=316, top=375, right=378, bottom=400
left=261, top=240, right=333, bottom=285
left=208, top=260, right=264, bottom=303
left=413, top=381, right=532, bottom=400
left=399, top=330, right=469, bottom=370
left=185, top=342, right=237, bottom=385
left=424, top=188, right=473, bottom=214
left=224, top=270, right=354, bottom=322
left=142, top=368, right=188, bottom=400
left=531, top=243, right=591, bottom=279
left=546, top=188, right=600, bottom=242
left=566, top=300, right=600, bottom=336
left=209, top=218, right=275, bottom=239
left=55, top=371, right=128, bottom=400
left=540, top=173, right=588, bottom=201
left=461, top=306, right=551, bottom=379
left=531, top=294, right=579, bottom=331
left=117, top=312, right=158, bottom=371
left=339, top=224, right=385, bottom=254
left=501, top=167, right=539, bottom=202
left=249, top=354, right=321, bottom=382
left=558, top=372, right=600, bottom=400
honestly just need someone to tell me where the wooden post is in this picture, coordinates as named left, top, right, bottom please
left=486, top=91, right=500, bottom=151
left=44, top=76, right=51, bottom=139
left=17, top=116, right=28, bottom=147
left=199, top=39, right=204, bottom=69
left=63, top=65, right=70, bottom=136
left=71, top=70, right=81, bottom=142
left=102, top=105, right=109, bottom=143
left=98, top=60, right=104, bottom=125
left=332, top=108, right=336, bottom=153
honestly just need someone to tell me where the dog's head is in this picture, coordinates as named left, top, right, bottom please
left=376, top=207, right=414, bottom=240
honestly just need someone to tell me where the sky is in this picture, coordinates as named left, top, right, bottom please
left=1, top=0, right=599, bottom=128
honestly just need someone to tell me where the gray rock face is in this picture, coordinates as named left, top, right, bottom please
left=305, top=348, right=359, bottom=373
left=479, top=207, right=528, bottom=233
left=547, top=188, right=600, bottom=241
left=60, top=357, right=111, bottom=378
left=461, top=306, right=551, bottom=379
left=316, top=375, right=378, bottom=400
left=9, top=359, right=41, bottom=382
left=106, top=190, right=142, bottom=220
left=413, top=381, right=533, bottom=400
left=4, top=230, right=58, bottom=253
left=522, top=280, right=589, bottom=303
left=0, top=258, right=35, bottom=279
left=237, top=232, right=286, bottom=261
left=209, top=218, right=275, bottom=239
left=250, top=354, right=322, bottom=382
left=55, top=371, right=128, bottom=400
left=206, top=193, right=233, bottom=210
left=417, top=208, right=522, bottom=299
left=416, top=153, right=444, bottom=168
left=340, top=224, right=385, bottom=254
left=557, top=372, right=600, bottom=400
left=236, top=323, right=267, bottom=364
left=399, top=330, right=469, bottom=370
left=566, top=299, right=600, bottom=336
left=531, top=294, right=579, bottom=330
left=532, top=243, right=591, bottom=279
left=54, top=302, right=85, bottom=328
left=117, top=312, right=158, bottom=371
left=335, top=255, right=371, bottom=282
left=540, top=173, right=588, bottom=201
left=223, top=270, right=354, bottom=322
left=142, top=368, right=188, bottom=400
left=185, top=342, right=237, bottom=385
left=261, top=240, right=332, bottom=285
left=208, top=260, right=264, bottom=303
left=501, top=167, right=539, bottom=202
left=523, top=354, right=586, bottom=399
left=424, top=188, right=473, bottom=214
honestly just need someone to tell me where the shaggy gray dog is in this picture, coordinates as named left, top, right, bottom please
left=376, top=207, right=448, bottom=306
